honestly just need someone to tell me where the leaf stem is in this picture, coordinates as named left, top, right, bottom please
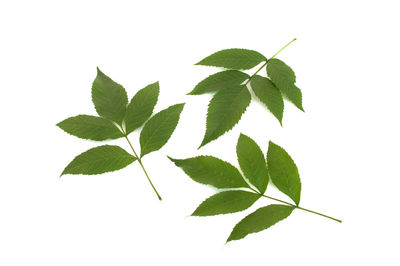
left=248, top=188, right=341, bottom=223
left=122, top=131, right=162, bottom=201
left=270, top=38, right=297, bottom=59
left=245, top=61, right=267, bottom=85
left=244, top=38, right=297, bottom=85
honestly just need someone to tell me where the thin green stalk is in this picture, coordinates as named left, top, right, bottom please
left=245, top=38, right=297, bottom=85
left=270, top=38, right=297, bottom=59
left=245, top=61, right=267, bottom=85
left=248, top=188, right=341, bottom=223
left=121, top=128, right=162, bottom=201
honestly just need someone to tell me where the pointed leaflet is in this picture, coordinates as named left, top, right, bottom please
left=267, top=141, right=301, bottom=205
left=250, top=75, right=284, bottom=125
left=61, top=145, right=136, bottom=175
left=57, top=115, right=123, bottom=141
left=266, top=59, right=303, bottom=111
left=200, top=85, right=251, bottom=148
left=92, top=68, right=128, bottom=124
left=227, top=204, right=294, bottom=242
left=192, top=190, right=260, bottom=216
left=236, top=134, right=269, bottom=193
left=125, top=82, right=159, bottom=134
left=188, top=70, right=249, bottom=95
left=168, top=156, right=249, bottom=189
left=140, top=104, right=184, bottom=157
left=196, top=49, right=266, bottom=70
left=280, top=84, right=303, bottom=111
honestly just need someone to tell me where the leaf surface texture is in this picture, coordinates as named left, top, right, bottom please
left=267, top=141, right=301, bottom=205
left=227, top=204, right=294, bottom=242
left=196, top=49, right=266, bottom=70
left=251, top=75, right=284, bottom=124
left=169, top=156, right=248, bottom=189
left=92, top=68, right=128, bottom=124
left=57, top=115, right=122, bottom=141
left=62, top=145, right=136, bottom=175
left=236, top=134, right=269, bottom=193
left=140, top=103, right=184, bottom=157
left=188, top=70, right=249, bottom=95
left=125, top=82, right=159, bottom=134
left=192, top=190, right=260, bottom=216
left=200, top=85, right=251, bottom=147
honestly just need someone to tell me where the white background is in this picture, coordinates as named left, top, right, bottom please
left=1, top=0, right=399, bottom=265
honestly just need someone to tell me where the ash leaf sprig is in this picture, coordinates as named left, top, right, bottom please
left=189, top=38, right=304, bottom=148
left=57, top=68, right=185, bottom=200
left=168, top=133, right=341, bottom=243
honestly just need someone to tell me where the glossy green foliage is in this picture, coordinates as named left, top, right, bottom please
left=196, top=48, right=266, bottom=70
left=191, top=44, right=304, bottom=147
left=251, top=75, right=284, bottom=125
left=58, top=68, right=184, bottom=199
left=188, top=70, right=249, bottom=95
left=92, top=67, right=128, bottom=124
left=267, top=141, right=301, bottom=205
left=192, top=191, right=260, bottom=216
left=170, top=134, right=302, bottom=242
left=125, top=82, right=159, bottom=134
left=61, top=145, right=136, bottom=175
left=168, top=156, right=249, bottom=189
left=140, top=104, right=185, bottom=157
left=227, top=204, right=294, bottom=242
left=267, top=59, right=304, bottom=111
left=200, top=85, right=251, bottom=147
left=57, top=115, right=123, bottom=141
left=236, top=133, right=269, bottom=193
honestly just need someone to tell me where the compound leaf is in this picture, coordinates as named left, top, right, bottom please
left=227, top=204, right=294, bottom=242
left=196, top=49, right=266, bottom=70
left=92, top=67, right=128, bottom=124
left=236, top=134, right=269, bottom=194
left=57, top=115, right=123, bottom=141
left=188, top=70, right=249, bottom=95
left=200, top=85, right=251, bottom=148
left=61, top=145, right=136, bottom=176
left=266, top=59, right=303, bottom=111
left=140, top=103, right=185, bottom=157
left=192, top=190, right=261, bottom=216
left=168, top=156, right=248, bottom=189
left=250, top=75, right=284, bottom=125
left=125, top=81, right=159, bottom=134
left=267, top=141, right=301, bottom=205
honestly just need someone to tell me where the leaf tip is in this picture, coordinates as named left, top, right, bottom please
left=166, top=155, right=175, bottom=162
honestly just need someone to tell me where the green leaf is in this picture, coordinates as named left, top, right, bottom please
left=168, top=156, right=249, bottom=189
left=236, top=134, right=269, bottom=193
left=192, top=190, right=260, bottom=216
left=250, top=75, right=284, bottom=125
left=227, top=204, right=294, bottom=242
left=281, top=84, right=304, bottom=112
left=266, top=59, right=303, bottom=111
left=140, top=103, right=185, bottom=157
left=200, top=85, right=251, bottom=148
left=57, top=115, right=123, bottom=141
left=196, top=49, right=266, bottom=70
left=61, top=145, right=136, bottom=176
left=92, top=67, right=128, bottom=124
left=125, top=81, right=159, bottom=134
left=267, top=141, right=301, bottom=205
left=188, top=70, right=249, bottom=95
